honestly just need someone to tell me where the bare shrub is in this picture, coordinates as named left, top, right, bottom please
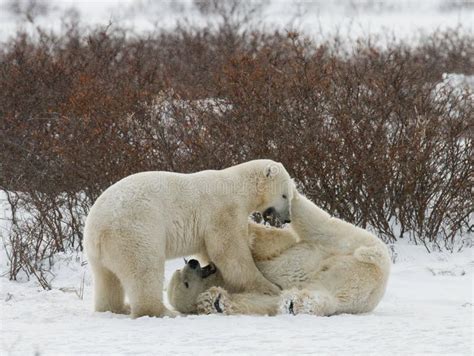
left=6, top=0, right=51, bottom=23
left=0, top=15, right=472, bottom=286
left=2, top=190, right=90, bottom=287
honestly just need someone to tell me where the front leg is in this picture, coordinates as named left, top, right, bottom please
left=249, top=222, right=299, bottom=261
left=205, top=224, right=281, bottom=296
left=197, top=287, right=235, bottom=315
left=197, top=287, right=280, bottom=316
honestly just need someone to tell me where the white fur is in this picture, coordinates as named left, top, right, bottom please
left=169, top=189, right=391, bottom=316
left=84, top=159, right=294, bottom=318
left=264, top=191, right=391, bottom=316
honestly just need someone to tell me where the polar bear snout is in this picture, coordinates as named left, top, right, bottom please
left=188, top=259, right=200, bottom=269
left=186, top=259, right=217, bottom=278
left=263, top=206, right=291, bottom=225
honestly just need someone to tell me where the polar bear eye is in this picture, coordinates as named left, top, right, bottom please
left=184, top=282, right=189, bottom=288
left=282, top=194, right=287, bottom=199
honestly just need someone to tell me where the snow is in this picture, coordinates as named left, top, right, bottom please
left=434, top=73, right=474, bottom=102
left=0, top=1, right=473, bottom=354
left=1, top=243, right=472, bottom=355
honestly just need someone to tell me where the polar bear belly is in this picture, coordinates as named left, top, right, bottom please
left=256, top=243, right=326, bottom=289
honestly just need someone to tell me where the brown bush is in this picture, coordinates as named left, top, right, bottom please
left=0, top=15, right=472, bottom=286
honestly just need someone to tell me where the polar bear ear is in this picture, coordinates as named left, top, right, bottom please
left=265, top=163, right=280, bottom=178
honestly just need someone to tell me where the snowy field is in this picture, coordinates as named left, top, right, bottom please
left=0, top=242, right=473, bottom=355
left=1, top=1, right=473, bottom=355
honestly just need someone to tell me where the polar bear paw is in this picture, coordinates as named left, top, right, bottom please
left=279, top=289, right=329, bottom=316
left=196, top=287, right=233, bottom=315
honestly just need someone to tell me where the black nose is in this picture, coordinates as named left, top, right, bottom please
left=263, top=207, right=276, bottom=218
left=188, top=259, right=200, bottom=269
left=283, top=219, right=291, bottom=224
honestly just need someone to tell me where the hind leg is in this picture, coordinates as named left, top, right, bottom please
left=90, top=261, right=128, bottom=314
left=109, top=234, right=176, bottom=319
left=124, top=260, right=176, bottom=318
left=279, top=287, right=338, bottom=316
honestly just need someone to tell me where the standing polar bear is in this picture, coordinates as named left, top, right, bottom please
left=84, top=159, right=295, bottom=318
left=168, top=188, right=391, bottom=316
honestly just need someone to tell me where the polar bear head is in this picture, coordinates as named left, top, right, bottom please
left=168, top=259, right=222, bottom=314
left=249, top=160, right=295, bottom=224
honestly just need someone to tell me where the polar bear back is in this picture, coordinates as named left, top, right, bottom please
left=85, top=159, right=292, bottom=260
left=85, top=170, right=234, bottom=259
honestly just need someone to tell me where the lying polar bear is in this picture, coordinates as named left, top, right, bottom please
left=84, top=159, right=294, bottom=318
left=168, top=189, right=391, bottom=316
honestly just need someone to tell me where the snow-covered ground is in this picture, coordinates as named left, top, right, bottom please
left=0, top=242, right=472, bottom=355
left=0, top=1, right=473, bottom=354
left=0, top=68, right=473, bottom=352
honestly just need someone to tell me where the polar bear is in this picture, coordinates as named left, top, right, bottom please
left=168, top=188, right=391, bottom=316
left=83, top=159, right=295, bottom=318
left=168, top=222, right=300, bottom=314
